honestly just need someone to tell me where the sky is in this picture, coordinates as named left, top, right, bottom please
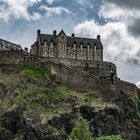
left=0, top=0, right=140, bottom=87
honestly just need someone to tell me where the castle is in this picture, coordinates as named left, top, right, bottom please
left=0, top=30, right=139, bottom=98
left=31, top=30, right=103, bottom=61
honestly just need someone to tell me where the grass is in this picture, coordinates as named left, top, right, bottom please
left=20, top=65, right=48, bottom=79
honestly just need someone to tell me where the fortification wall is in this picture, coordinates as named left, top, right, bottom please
left=115, top=80, right=138, bottom=98
left=41, top=57, right=117, bottom=79
left=42, top=61, right=116, bottom=91
left=0, top=51, right=138, bottom=97
left=0, top=50, right=39, bottom=64
left=43, top=61, right=138, bottom=98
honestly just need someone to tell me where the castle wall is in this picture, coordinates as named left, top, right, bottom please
left=0, top=50, right=38, bottom=64
left=41, top=57, right=117, bottom=79
left=115, top=80, right=138, bottom=98
left=0, top=50, right=138, bottom=98
left=43, top=61, right=138, bottom=98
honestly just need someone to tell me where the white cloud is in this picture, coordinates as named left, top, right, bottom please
left=74, top=20, right=140, bottom=63
left=0, top=0, right=41, bottom=22
left=136, top=81, right=140, bottom=88
left=99, top=2, right=140, bottom=21
left=40, top=5, right=71, bottom=16
left=46, top=0, right=55, bottom=5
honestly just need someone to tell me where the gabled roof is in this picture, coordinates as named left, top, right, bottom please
left=38, top=31, right=103, bottom=48
left=0, top=38, right=22, bottom=49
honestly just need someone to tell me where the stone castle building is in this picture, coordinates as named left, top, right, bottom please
left=31, top=30, right=103, bottom=61
left=0, top=38, right=22, bottom=51
left=0, top=29, right=138, bottom=95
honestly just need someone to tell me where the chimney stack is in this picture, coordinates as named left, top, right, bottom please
left=97, top=35, right=100, bottom=40
left=53, top=30, right=57, bottom=38
left=24, top=47, right=28, bottom=53
left=71, top=33, right=75, bottom=37
left=37, top=29, right=41, bottom=35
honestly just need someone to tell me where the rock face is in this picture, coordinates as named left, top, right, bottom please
left=0, top=65, right=140, bottom=140
left=80, top=91, right=140, bottom=140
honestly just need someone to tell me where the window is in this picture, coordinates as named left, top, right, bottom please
left=90, top=55, right=93, bottom=59
left=50, top=43, right=53, bottom=48
left=44, top=42, right=47, bottom=47
left=98, top=55, right=100, bottom=60
left=62, top=44, right=65, bottom=50
left=74, top=43, right=76, bottom=50
left=44, top=51, right=47, bottom=55
left=94, top=45, right=97, bottom=52
left=80, top=44, right=83, bottom=51
left=87, top=45, right=90, bottom=51
left=77, top=54, right=80, bottom=59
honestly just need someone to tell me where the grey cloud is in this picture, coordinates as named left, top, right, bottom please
left=105, top=0, right=140, bottom=9
left=128, top=19, right=140, bottom=37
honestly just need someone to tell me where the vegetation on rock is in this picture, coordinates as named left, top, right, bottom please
left=0, top=65, right=140, bottom=140
left=68, top=117, right=93, bottom=140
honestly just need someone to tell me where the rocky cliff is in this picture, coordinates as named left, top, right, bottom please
left=0, top=64, right=140, bottom=140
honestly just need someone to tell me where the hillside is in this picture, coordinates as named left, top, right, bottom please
left=0, top=64, right=140, bottom=140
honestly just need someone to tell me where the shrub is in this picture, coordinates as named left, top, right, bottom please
left=67, top=117, right=93, bottom=140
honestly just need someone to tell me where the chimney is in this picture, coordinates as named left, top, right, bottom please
left=97, top=35, right=100, bottom=40
left=53, top=30, right=57, bottom=38
left=71, top=33, right=75, bottom=37
left=37, top=29, right=41, bottom=36
left=24, top=47, right=28, bottom=53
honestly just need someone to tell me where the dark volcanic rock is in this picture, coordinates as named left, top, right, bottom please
left=48, top=113, right=77, bottom=135
left=79, top=91, right=140, bottom=140
left=1, top=106, right=24, bottom=134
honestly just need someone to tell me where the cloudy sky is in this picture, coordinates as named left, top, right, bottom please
left=0, top=0, right=140, bottom=86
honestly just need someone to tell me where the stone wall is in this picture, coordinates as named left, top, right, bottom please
left=42, top=61, right=138, bottom=98
left=41, top=57, right=117, bottom=79
left=0, top=50, right=138, bottom=97
left=115, top=80, right=138, bottom=98
left=0, top=50, right=39, bottom=64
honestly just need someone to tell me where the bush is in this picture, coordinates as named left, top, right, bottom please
left=67, top=117, right=93, bottom=140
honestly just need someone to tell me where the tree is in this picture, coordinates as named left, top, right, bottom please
left=67, top=117, right=93, bottom=140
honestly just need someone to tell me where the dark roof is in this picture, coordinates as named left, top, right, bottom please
left=0, top=38, right=22, bottom=49
left=39, top=33, right=103, bottom=48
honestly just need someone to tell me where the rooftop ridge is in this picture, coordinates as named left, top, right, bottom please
left=40, top=33, right=97, bottom=40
